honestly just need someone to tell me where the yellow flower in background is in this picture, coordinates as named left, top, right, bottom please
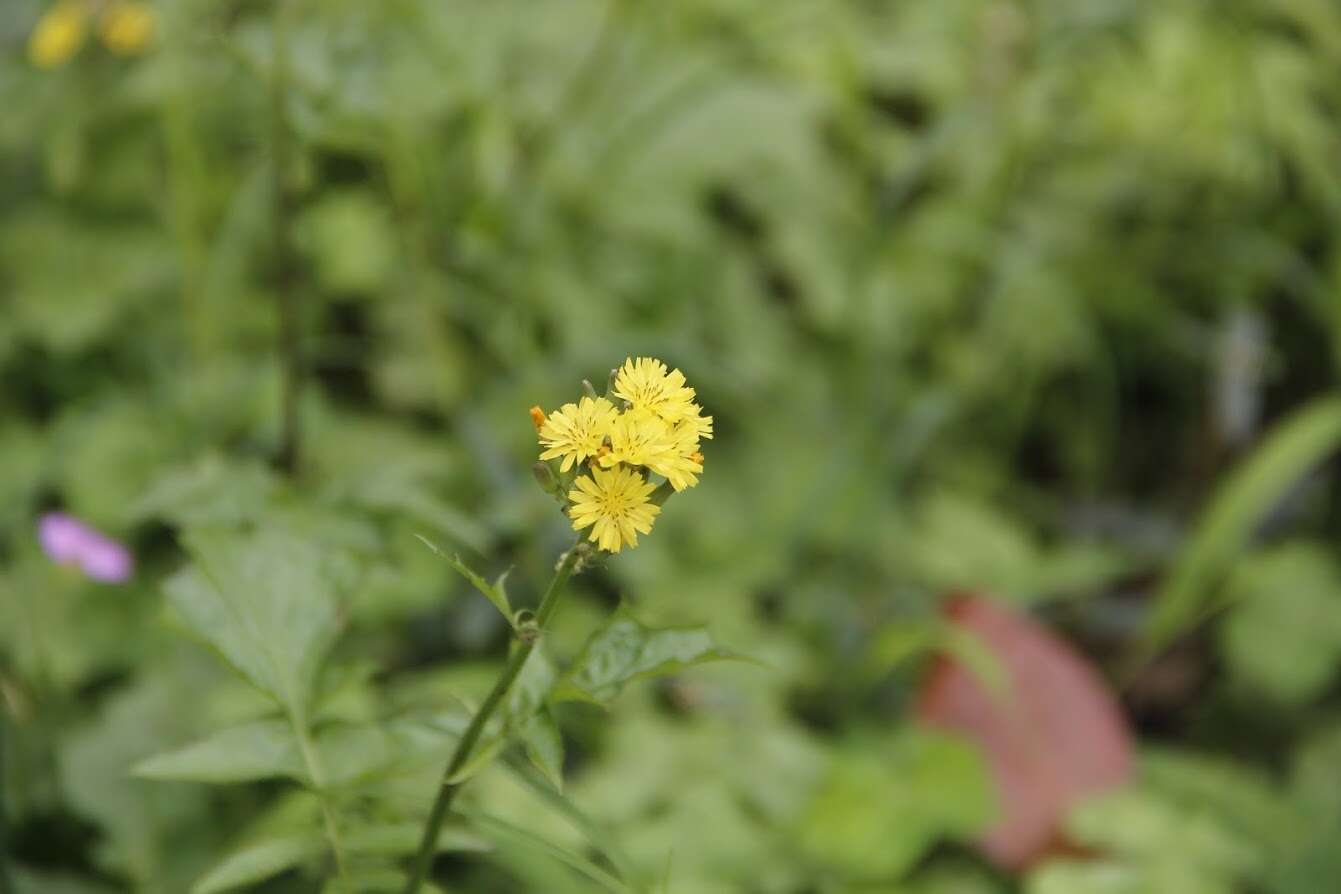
left=99, top=1, right=156, bottom=56
left=612, top=357, right=697, bottom=423
left=538, top=396, right=619, bottom=472
left=568, top=465, right=660, bottom=553
left=29, top=1, right=87, bottom=69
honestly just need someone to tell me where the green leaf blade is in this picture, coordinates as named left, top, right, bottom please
left=191, top=834, right=322, bottom=894
left=166, top=528, right=342, bottom=719
left=415, top=534, right=514, bottom=626
left=132, top=719, right=306, bottom=785
left=555, top=607, right=739, bottom=705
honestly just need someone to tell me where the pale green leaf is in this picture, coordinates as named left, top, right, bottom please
left=165, top=528, right=342, bottom=718
left=460, top=808, right=631, bottom=894
left=132, top=719, right=304, bottom=784
left=321, top=871, right=447, bottom=894
left=1026, top=859, right=1232, bottom=894
left=799, top=729, right=993, bottom=878
left=191, top=834, right=322, bottom=894
left=343, top=822, right=490, bottom=857
left=1219, top=544, right=1341, bottom=703
left=521, top=708, right=565, bottom=792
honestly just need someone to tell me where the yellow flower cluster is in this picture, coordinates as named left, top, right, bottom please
left=29, top=0, right=156, bottom=70
left=533, top=357, right=712, bottom=553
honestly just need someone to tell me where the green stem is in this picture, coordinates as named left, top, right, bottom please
left=0, top=712, right=13, bottom=894
left=271, top=0, right=303, bottom=476
left=401, top=545, right=583, bottom=894
left=290, top=711, right=350, bottom=885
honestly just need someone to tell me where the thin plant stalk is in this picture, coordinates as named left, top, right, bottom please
left=401, top=545, right=583, bottom=894
left=0, top=714, right=12, bottom=894
left=271, top=0, right=303, bottom=476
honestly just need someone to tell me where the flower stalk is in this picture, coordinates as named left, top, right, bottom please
left=401, top=543, right=584, bottom=894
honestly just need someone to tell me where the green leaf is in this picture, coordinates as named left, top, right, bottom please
left=507, top=757, right=637, bottom=885
left=129, top=455, right=279, bottom=527
left=1219, top=545, right=1341, bottom=703
left=1146, top=398, right=1341, bottom=652
left=165, top=528, right=342, bottom=719
left=191, top=834, right=322, bottom=894
left=460, top=808, right=631, bottom=894
left=415, top=534, right=513, bottom=627
left=521, top=708, right=565, bottom=792
left=799, top=729, right=993, bottom=879
left=447, top=646, right=558, bottom=784
left=321, top=871, right=448, bottom=894
left=1026, top=859, right=1232, bottom=894
left=343, top=821, right=490, bottom=858
left=554, top=607, right=739, bottom=704
left=132, top=719, right=304, bottom=784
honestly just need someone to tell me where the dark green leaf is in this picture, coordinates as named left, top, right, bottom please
left=1147, top=398, right=1341, bottom=652
left=554, top=607, right=739, bottom=704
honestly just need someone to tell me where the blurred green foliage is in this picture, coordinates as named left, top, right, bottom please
left=4, top=0, right=1341, bottom=891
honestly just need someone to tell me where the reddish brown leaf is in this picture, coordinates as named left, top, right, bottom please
left=916, top=594, right=1134, bottom=870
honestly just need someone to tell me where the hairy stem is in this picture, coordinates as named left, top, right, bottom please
left=401, top=545, right=583, bottom=894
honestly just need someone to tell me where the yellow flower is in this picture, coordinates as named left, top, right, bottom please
left=538, top=396, right=618, bottom=472
left=568, top=465, right=660, bottom=553
left=99, top=1, right=156, bottom=56
left=647, top=423, right=704, bottom=492
left=29, top=2, right=87, bottom=69
left=612, top=357, right=697, bottom=424
left=599, top=410, right=674, bottom=469
left=597, top=410, right=704, bottom=491
left=681, top=404, right=713, bottom=441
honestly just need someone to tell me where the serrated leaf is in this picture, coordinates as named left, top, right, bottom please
left=191, top=834, right=322, bottom=894
left=416, top=534, right=513, bottom=627
left=129, top=456, right=279, bottom=527
left=554, top=607, right=738, bottom=704
left=165, top=528, right=342, bottom=719
left=133, top=719, right=304, bottom=784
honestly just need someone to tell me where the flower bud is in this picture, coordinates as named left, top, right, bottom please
left=532, top=461, right=560, bottom=495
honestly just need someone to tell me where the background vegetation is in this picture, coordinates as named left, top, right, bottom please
left=5, top=0, right=1341, bottom=891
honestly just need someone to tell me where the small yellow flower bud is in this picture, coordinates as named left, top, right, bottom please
left=99, top=1, right=156, bottom=56
left=29, top=2, right=87, bottom=69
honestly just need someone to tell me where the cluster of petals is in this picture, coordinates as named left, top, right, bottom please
left=29, top=0, right=156, bottom=69
left=534, top=357, right=711, bottom=552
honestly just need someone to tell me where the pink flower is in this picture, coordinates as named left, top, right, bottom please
left=38, top=512, right=134, bottom=583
